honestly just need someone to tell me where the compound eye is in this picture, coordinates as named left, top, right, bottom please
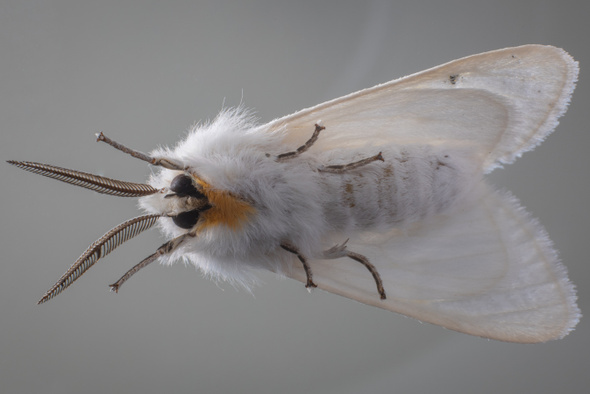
left=172, top=210, right=200, bottom=229
left=169, top=174, right=203, bottom=198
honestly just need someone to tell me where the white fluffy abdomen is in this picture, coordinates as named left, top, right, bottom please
left=320, top=145, right=481, bottom=232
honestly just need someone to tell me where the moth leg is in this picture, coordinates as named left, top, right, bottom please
left=276, top=124, right=325, bottom=162
left=109, top=232, right=193, bottom=292
left=280, top=242, right=317, bottom=289
left=323, top=240, right=386, bottom=300
left=319, top=152, right=384, bottom=174
left=97, top=132, right=184, bottom=170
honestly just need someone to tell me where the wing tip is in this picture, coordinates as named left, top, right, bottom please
left=493, top=188, right=580, bottom=342
left=484, top=45, right=579, bottom=172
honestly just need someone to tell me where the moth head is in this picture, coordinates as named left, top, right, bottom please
left=7, top=133, right=210, bottom=303
left=162, top=173, right=211, bottom=229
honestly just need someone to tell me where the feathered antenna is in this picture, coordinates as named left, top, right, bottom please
left=37, top=215, right=161, bottom=304
left=7, top=132, right=191, bottom=303
left=7, top=160, right=159, bottom=197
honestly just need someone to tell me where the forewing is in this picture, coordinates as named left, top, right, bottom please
left=261, top=45, right=577, bottom=172
left=278, top=183, right=580, bottom=343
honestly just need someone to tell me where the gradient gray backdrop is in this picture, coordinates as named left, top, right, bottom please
left=2, top=1, right=589, bottom=393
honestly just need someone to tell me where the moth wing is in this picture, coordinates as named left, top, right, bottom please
left=261, top=45, right=578, bottom=172
left=262, top=45, right=579, bottom=341
left=279, top=183, right=580, bottom=343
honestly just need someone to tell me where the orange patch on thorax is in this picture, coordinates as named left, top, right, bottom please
left=195, top=178, right=255, bottom=230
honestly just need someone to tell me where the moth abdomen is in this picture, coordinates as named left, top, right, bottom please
left=322, top=145, right=480, bottom=230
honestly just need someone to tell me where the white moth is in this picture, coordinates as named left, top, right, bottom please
left=9, top=44, right=580, bottom=343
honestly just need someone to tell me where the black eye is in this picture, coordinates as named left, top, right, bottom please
left=170, top=174, right=203, bottom=198
left=172, top=210, right=201, bottom=229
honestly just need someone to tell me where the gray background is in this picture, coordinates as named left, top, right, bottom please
left=1, top=1, right=589, bottom=393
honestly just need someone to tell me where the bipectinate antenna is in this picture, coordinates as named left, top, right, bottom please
left=7, top=160, right=159, bottom=197
left=37, top=214, right=161, bottom=304
left=9, top=133, right=195, bottom=303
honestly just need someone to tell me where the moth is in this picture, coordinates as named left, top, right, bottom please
left=9, top=44, right=580, bottom=343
